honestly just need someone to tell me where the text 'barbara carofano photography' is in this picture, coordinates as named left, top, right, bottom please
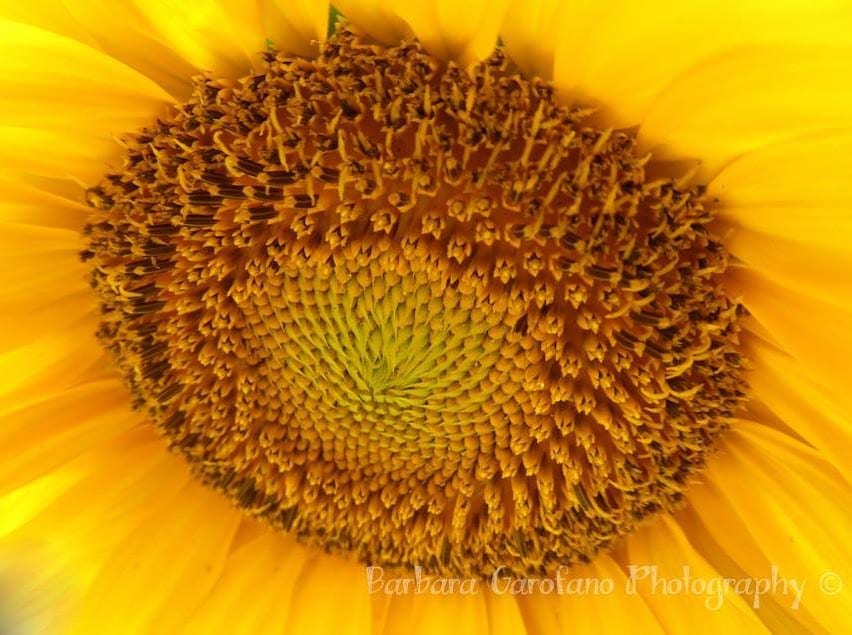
left=367, top=563, right=847, bottom=613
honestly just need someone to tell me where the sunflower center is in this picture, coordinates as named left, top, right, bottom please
left=83, top=27, right=746, bottom=577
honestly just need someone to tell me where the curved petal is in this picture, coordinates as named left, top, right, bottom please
left=710, top=130, right=852, bottom=251
left=729, top=269, right=852, bottom=415
left=131, top=0, right=328, bottom=72
left=748, top=340, right=852, bottom=485
left=514, top=555, right=663, bottom=633
left=285, top=554, right=374, bottom=634
left=0, top=177, right=90, bottom=232
left=68, top=480, right=241, bottom=634
left=711, top=130, right=852, bottom=208
left=499, top=0, right=562, bottom=79
left=0, top=177, right=95, bottom=349
left=335, top=0, right=414, bottom=45
left=621, top=516, right=769, bottom=632
left=182, top=531, right=312, bottom=634
left=637, top=45, right=852, bottom=178
left=674, top=508, right=823, bottom=634
left=0, top=470, right=77, bottom=539
left=0, top=253, right=93, bottom=355
left=483, top=590, right=527, bottom=635
left=0, top=19, right=171, bottom=185
left=382, top=589, right=489, bottom=635
left=0, top=380, right=136, bottom=496
left=261, top=0, right=330, bottom=55
left=0, top=0, right=198, bottom=98
left=0, top=427, right=188, bottom=632
left=0, top=210, right=100, bottom=388
left=338, top=0, right=508, bottom=65
left=687, top=421, right=852, bottom=633
left=0, top=128, right=117, bottom=185
left=0, top=316, right=105, bottom=409
left=725, top=232, right=852, bottom=312
left=157, top=515, right=367, bottom=635
left=1, top=0, right=328, bottom=97
left=544, top=1, right=852, bottom=129
left=0, top=222, right=84, bottom=305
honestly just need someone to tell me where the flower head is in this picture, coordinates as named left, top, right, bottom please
left=1, top=2, right=851, bottom=633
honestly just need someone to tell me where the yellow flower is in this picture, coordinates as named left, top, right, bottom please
left=1, top=1, right=851, bottom=633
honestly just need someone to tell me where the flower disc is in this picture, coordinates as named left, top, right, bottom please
left=84, top=28, right=747, bottom=577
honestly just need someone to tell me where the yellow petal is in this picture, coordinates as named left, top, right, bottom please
left=1, top=429, right=187, bottom=632
left=183, top=531, right=311, bottom=635
left=0, top=180, right=97, bottom=351
left=730, top=269, right=852, bottom=414
left=383, top=588, right=489, bottom=635
left=339, top=0, right=507, bottom=64
left=0, top=223, right=80, bottom=256
left=0, top=318, right=104, bottom=404
left=483, top=589, right=526, bottom=635
left=515, top=555, right=663, bottom=633
left=0, top=469, right=81, bottom=538
left=726, top=232, right=852, bottom=312
left=622, top=516, right=770, bottom=632
left=749, top=340, right=852, bottom=484
left=0, top=253, right=91, bottom=332
left=371, top=593, right=394, bottom=635
left=151, top=528, right=310, bottom=635
left=0, top=380, right=133, bottom=496
left=0, top=20, right=169, bottom=123
left=710, top=130, right=852, bottom=250
left=674, top=508, right=822, bottom=634
left=500, top=0, right=562, bottom=79
left=0, top=127, right=118, bottom=185
left=711, top=130, right=852, bottom=208
left=69, top=480, right=241, bottom=634
left=0, top=177, right=89, bottom=232
left=0, top=19, right=171, bottom=184
left=423, top=0, right=509, bottom=64
left=0, top=223, right=85, bottom=308
left=285, top=553, right=373, bottom=634
left=261, top=0, right=330, bottom=56
left=1, top=0, right=328, bottom=98
left=3, top=428, right=174, bottom=551
left=334, top=0, right=412, bottom=45
left=0, top=317, right=105, bottom=409
left=0, top=466, right=90, bottom=633
left=0, top=0, right=197, bottom=98
left=687, top=421, right=852, bottom=632
left=637, top=45, right=852, bottom=178
left=132, top=0, right=328, bottom=73
left=550, top=1, right=852, bottom=129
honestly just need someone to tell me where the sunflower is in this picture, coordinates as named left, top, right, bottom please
left=1, top=0, right=851, bottom=633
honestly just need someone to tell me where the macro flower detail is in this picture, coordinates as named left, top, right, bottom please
left=1, top=1, right=851, bottom=634
left=83, top=28, right=746, bottom=577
